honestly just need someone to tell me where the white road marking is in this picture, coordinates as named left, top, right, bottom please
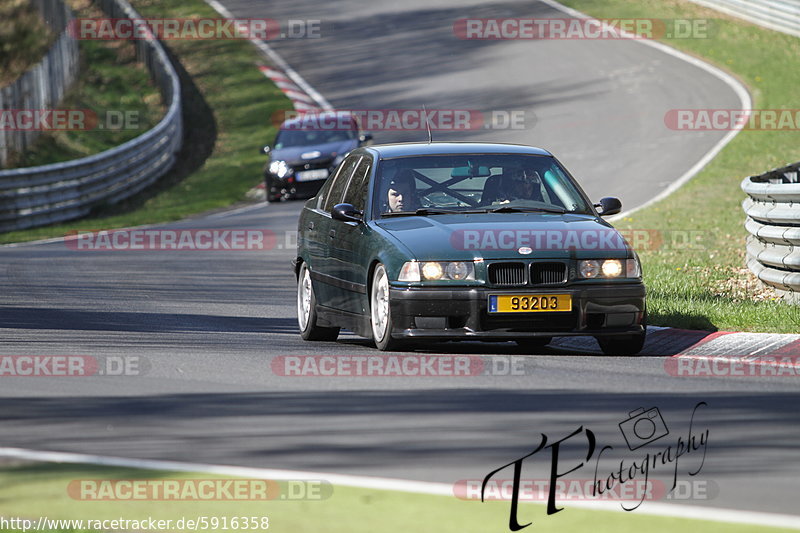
left=0, top=447, right=798, bottom=529
left=204, top=0, right=332, bottom=110
left=536, top=0, right=753, bottom=221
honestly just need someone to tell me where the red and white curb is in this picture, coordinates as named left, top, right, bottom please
left=258, top=66, right=321, bottom=112
left=204, top=0, right=331, bottom=112
left=552, top=327, right=800, bottom=373
left=202, top=0, right=331, bottom=202
left=203, top=0, right=328, bottom=113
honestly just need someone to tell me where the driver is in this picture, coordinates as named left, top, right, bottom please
left=497, top=168, right=543, bottom=203
left=383, top=169, right=417, bottom=212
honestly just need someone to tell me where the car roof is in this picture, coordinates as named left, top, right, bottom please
left=365, top=142, right=553, bottom=159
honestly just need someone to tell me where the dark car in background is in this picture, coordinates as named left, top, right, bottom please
left=294, top=142, right=647, bottom=355
left=262, top=111, right=372, bottom=202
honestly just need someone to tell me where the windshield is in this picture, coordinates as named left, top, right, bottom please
left=274, top=128, right=357, bottom=149
left=373, top=154, right=593, bottom=216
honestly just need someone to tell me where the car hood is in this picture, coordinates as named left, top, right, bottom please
left=271, top=139, right=357, bottom=165
left=373, top=213, right=632, bottom=260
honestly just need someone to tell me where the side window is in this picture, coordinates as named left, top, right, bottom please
left=342, top=157, right=372, bottom=212
left=315, top=176, right=334, bottom=210
left=322, top=155, right=361, bottom=212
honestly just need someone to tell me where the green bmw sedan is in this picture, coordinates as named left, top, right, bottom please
left=294, top=142, right=647, bottom=355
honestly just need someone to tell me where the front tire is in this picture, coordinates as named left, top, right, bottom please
left=297, top=263, right=339, bottom=341
left=370, top=264, right=401, bottom=351
left=516, top=337, right=553, bottom=351
left=596, top=311, right=647, bottom=356
left=597, top=333, right=646, bottom=356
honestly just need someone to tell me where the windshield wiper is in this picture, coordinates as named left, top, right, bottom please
left=488, top=205, right=567, bottom=214
left=382, top=208, right=480, bottom=217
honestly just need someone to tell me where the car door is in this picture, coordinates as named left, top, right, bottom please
left=313, top=154, right=361, bottom=307
left=328, top=154, right=373, bottom=314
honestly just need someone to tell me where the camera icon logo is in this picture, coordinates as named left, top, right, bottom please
left=618, top=407, right=669, bottom=450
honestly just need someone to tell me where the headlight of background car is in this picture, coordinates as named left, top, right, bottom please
left=398, top=261, right=475, bottom=282
left=578, top=258, right=641, bottom=279
left=269, top=160, right=291, bottom=178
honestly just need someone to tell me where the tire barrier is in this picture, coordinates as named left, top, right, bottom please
left=688, top=0, right=800, bottom=39
left=742, top=162, right=800, bottom=301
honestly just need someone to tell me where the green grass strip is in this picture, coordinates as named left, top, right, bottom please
left=555, top=0, right=800, bottom=332
left=0, top=462, right=795, bottom=533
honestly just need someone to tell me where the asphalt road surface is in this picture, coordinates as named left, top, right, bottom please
left=223, top=0, right=742, bottom=208
left=3, top=0, right=798, bottom=524
left=2, top=202, right=799, bottom=518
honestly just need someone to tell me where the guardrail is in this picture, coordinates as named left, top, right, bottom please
left=687, top=0, right=800, bottom=38
left=742, top=163, right=800, bottom=301
left=0, top=0, right=182, bottom=233
left=0, top=0, right=79, bottom=167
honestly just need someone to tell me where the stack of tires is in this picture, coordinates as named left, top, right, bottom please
left=742, top=163, right=800, bottom=302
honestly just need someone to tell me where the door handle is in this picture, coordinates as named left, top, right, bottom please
left=329, top=229, right=336, bottom=239
left=307, top=221, right=314, bottom=230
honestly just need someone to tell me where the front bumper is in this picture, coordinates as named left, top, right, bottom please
left=388, top=283, right=645, bottom=339
left=265, top=170, right=330, bottom=199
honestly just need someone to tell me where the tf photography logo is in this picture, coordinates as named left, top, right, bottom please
left=481, top=402, right=709, bottom=530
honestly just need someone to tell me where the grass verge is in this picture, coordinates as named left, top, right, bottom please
left=0, top=0, right=290, bottom=243
left=8, top=0, right=163, bottom=169
left=557, top=0, right=800, bottom=332
left=0, top=0, right=54, bottom=86
left=0, top=462, right=795, bottom=533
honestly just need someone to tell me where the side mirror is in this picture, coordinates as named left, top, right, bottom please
left=331, top=203, right=363, bottom=223
left=261, top=145, right=271, bottom=155
left=359, top=133, right=373, bottom=143
left=595, top=197, right=622, bottom=217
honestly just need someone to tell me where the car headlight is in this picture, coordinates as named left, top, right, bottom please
left=398, top=261, right=475, bottom=282
left=578, top=258, right=640, bottom=279
left=269, top=160, right=291, bottom=178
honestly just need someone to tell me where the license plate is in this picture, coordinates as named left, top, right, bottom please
left=295, top=169, right=329, bottom=182
left=488, top=294, right=572, bottom=313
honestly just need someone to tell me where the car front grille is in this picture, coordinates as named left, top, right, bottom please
left=488, top=262, right=526, bottom=285
left=293, top=158, right=334, bottom=171
left=530, top=262, right=568, bottom=285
